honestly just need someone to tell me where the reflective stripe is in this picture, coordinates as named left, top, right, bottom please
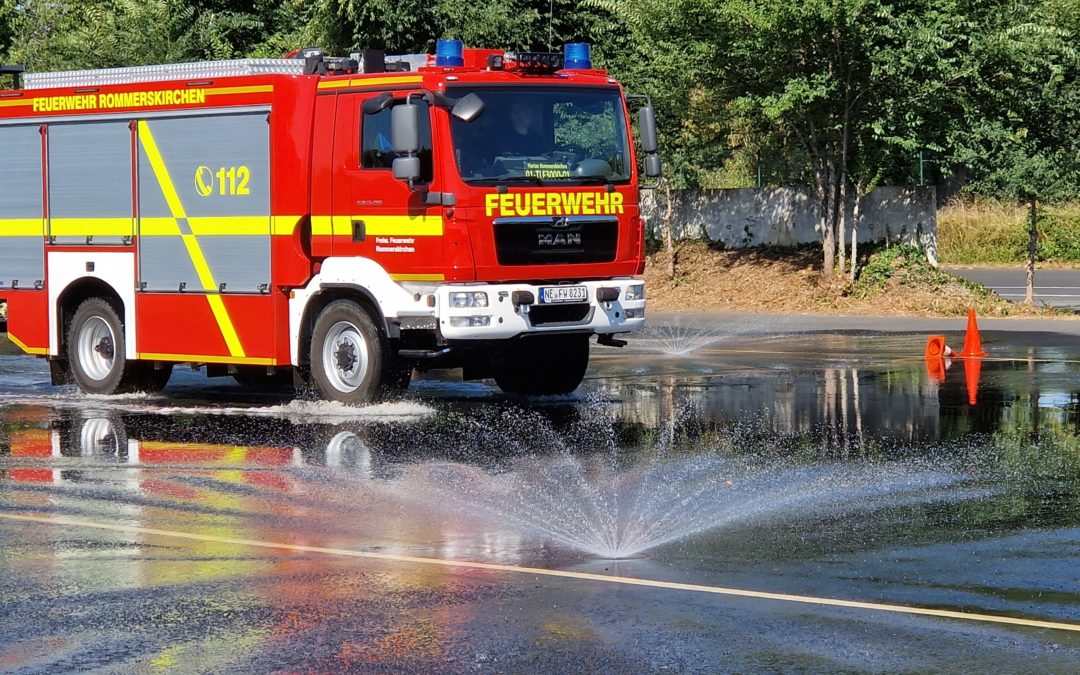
left=0, top=219, right=45, bottom=236
left=205, top=85, right=274, bottom=97
left=7, top=333, right=48, bottom=355
left=140, top=216, right=267, bottom=237
left=391, top=273, right=445, bottom=281
left=49, top=218, right=133, bottom=238
left=138, top=351, right=275, bottom=366
left=137, top=120, right=246, bottom=358
left=316, top=76, right=423, bottom=90
left=0, top=98, right=32, bottom=108
left=311, top=214, right=444, bottom=237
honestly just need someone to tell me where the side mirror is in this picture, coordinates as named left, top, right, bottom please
left=393, top=156, right=422, bottom=181
left=644, top=154, right=662, bottom=178
left=451, top=93, right=485, bottom=122
left=391, top=102, right=421, bottom=182
left=391, top=103, right=419, bottom=154
left=639, top=105, right=658, bottom=154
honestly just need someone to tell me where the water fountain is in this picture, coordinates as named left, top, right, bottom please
left=387, top=398, right=987, bottom=559
left=643, top=320, right=728, bottom=356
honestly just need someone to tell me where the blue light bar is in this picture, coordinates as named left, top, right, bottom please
left=435, top=38, right=464, bottom=67
left=563, top=43, right=592, bottom=70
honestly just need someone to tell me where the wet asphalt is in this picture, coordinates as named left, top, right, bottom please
left=1, top=315, right=1079, bottom=672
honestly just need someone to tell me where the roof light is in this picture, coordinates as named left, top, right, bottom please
left=563, top=43, right=592, bottom=70
left=435, top=39, right=464, bottom=67
left=500, top=51, right=563, bottom=73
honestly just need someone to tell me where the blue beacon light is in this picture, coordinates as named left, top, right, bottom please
left=435, top=38, right=465, bottom=67
left=563, top=43, right=592, bottom=70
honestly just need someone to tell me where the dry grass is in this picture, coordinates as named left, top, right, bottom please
left=644, top=240, right=1062, bottom=317
left=938, top=197, right=1080, bottom=266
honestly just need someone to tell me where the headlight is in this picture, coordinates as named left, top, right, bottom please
left=450, top=291, right=489, bottom=308
left=449, top=316, right=491, bottom=327
left=624, top=284, right=645, bottom=301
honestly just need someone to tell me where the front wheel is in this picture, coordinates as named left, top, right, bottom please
left=309, top=301, right=387, bottom=404
left=494, top=334, right=590, bottom=396
left=67, top=298, right=135, bottom=395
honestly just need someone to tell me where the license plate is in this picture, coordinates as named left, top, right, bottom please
left=539, top=285, right=587, bottom=303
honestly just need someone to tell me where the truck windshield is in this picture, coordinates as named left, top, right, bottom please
left=449, top=86, right=631, bottom=185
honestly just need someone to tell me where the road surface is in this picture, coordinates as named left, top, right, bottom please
left=946, top=266, right=1080, bottom=310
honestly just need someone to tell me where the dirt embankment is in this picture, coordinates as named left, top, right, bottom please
left=644, top=240, right=1065, bottom=318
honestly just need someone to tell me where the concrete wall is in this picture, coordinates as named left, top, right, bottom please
left=643, top=186, right=938, bottom=263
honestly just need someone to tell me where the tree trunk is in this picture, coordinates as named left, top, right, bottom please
left=1025, top=197, right=1037, bottom=304
left=663, top=184, right=676, bottom=281
left=849, top=186, right=861, bottom=282
left=836, top=177, right=847, bottom=276
left=820, top=163, right=836, bottom=277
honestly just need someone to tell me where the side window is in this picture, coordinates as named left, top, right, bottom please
left=361, top=99, right=434, bottom=182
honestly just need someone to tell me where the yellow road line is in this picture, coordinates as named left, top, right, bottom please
left=0, top=512, right=1076, bottom=634
left=137, top=121, right=246, bottom=358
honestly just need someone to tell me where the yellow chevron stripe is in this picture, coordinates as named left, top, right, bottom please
left=0, top=219, right=45, bottom=236
left=7, top=333, right=48, bottom=355
left=137, top=352, right=275, bottom=366
left=137, top=120, right=246, bottom=359
left=311, top=214, right=443, bottom=237
left=317, top=75, right=423, bottom=91
left=49, top=218, right=133, bottom=238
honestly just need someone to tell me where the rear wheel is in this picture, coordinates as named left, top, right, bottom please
left=309, top=300, right=388, bottom=404
left=494, top=334, right=590, bottom=396
left=67, top=298, right=136, bottom=395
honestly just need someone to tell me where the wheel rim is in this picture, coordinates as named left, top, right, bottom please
left=78, top=316, right=117, bottom=381
left=322, top=320, right=369, bottom=393
left=79, top=417, right=121, bottom=456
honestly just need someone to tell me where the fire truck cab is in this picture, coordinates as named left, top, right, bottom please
left=0, top=40, right=659, bottom=403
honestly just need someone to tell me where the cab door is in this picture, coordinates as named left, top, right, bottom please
left=330, top=92, right=445, bottom=281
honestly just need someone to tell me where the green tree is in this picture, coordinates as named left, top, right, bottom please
left=951, top=3, right=1080, bottom=302
left=596, top=0, right=970, bottom=277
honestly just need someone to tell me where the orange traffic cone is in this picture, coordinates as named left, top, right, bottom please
left=925, top=357, right=947, bottom=384
left=925, top=336, right=953, bottom=360
left=956, top=308, right=987, bottom=357
left=964, top=355, right=982, bottom=405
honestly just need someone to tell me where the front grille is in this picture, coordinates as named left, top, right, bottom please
left=529, top=303, right=591, bottom=326
left=494, top=217, right=618, bottom=266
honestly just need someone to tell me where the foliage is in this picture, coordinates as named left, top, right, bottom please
left=938, top=199, right=1080, bottom=264
left=852, top=244, right=987, bottom=297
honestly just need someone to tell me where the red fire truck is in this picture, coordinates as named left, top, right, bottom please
left=0, top=41, right=659, bottom=403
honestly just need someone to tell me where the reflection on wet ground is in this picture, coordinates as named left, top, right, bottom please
left=0, top=326, right=1078, bottom=671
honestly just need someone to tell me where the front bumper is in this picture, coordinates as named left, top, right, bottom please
left=435, top=280, right=645, bottom=340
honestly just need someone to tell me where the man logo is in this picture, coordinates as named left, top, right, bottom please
left=538, top=232, right=582, bottom=246
left=551, top=216, right=571, bottom=229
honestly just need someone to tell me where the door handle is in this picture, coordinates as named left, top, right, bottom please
left=352, top=219, right=365, bottom=242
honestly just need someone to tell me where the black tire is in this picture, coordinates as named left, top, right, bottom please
left=309, top=300, right=388, bottom=404
left=67, top=298, right=137, bottom=395
left=133, top=363, right=173, bottom=393
left=494, top=334, right=590, bottom=396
